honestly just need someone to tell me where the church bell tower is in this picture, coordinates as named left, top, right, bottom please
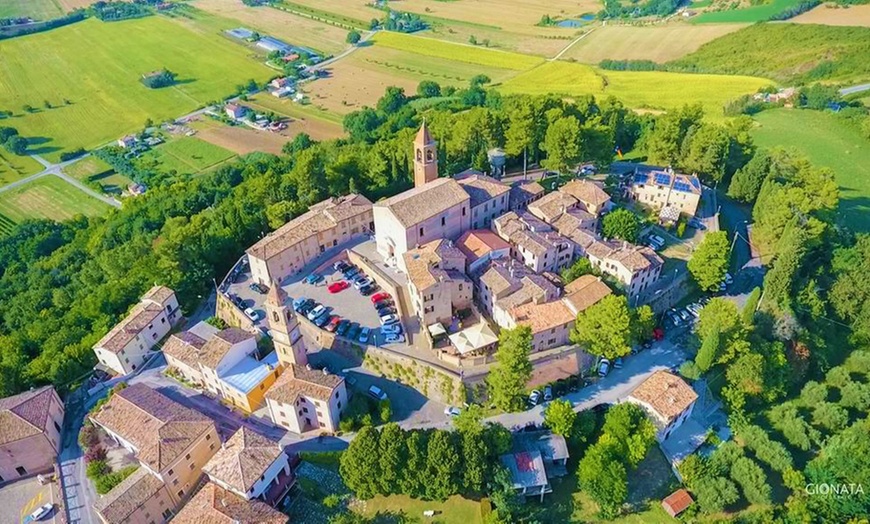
left=264, top=282, right=308, bottom=368
left=413, top=121, right=438, bottom=188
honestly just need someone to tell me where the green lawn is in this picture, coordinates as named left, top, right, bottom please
left=138, top=136, right=235, bottom=175
left=63, top=156, right=114, bottom=181
left=0, top=0, right=63, bottom=20
left=751, top=109, right=870, bottom=232
left=0, top=175, right=111, bottom=232
left=692, top=0, right=805, bottom=23
left=0, top=151, right=44, bottom=186
left=0, top=16, right=272, bottom=162
left=355, top=494, right=484, bottom=524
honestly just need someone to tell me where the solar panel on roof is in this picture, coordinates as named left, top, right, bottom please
left=654, top=173, right=671, bottom=185
left=673, top=182, right=691, bottom=192
left=634, top=174, right=648, bottom=184
left=690, top=177, right=700, bottom=189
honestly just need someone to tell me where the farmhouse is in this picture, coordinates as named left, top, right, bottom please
left=264, top=364, right=347, bottom=433
left=628, top=371, right=698, bottom=441
left=247, top=193, right=374, bottom=285
left=92, top=285, right=180, bottom=376
left=628, top=166, right=702, bottom=217
left=117, top=135, right=137, bottom=148
left=0, top=386, right=64, bottom=483
left=225, top=102, right=248, bottom=120
left=256, top=36, right=293, bottom=54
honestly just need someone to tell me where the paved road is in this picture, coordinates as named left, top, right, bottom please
left=58, top=392, right=101, bottom=524
left=0, top=154, right=121, bottom=209
left=840, top=83, right=870, bottom=96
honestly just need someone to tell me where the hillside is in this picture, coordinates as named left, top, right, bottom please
left=669, top=23, right=870, bottom=83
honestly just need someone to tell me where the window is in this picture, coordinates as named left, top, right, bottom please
left=177, top=490, right=184, bottom=498
left=337, top=401, right=342, bottom=409
left=185, top=453, right=191, bottom=460
left=161, top=318, right=166, bottom=324
left=173, top=478, right=179, bottom=485
left=162, top=509, right=172, bottom=520
left=206, top=434, right=211, bottom=441
left=209, top=443, right=215, bottom=451
left=419, top=227, right=424, bottom=236
left=145, top=512, right=150, bottom=519
left=189, top=463, right=195, bottom=470
left=303, top=407, right=309, bottom=414
left=54, top=420, right=61, bottom=432
left=279, top=411, right=286, bottom=417
left=317, top=411, right=323, bottom=417
left=16, top=466, right=27, bottom=476
left=320, top=422, right=326, bottom=428
left=168, top=469, right=174, bottom=476
left=335, top=391, right=339, bottom=399
left=462, top=207, right=466, bottom=216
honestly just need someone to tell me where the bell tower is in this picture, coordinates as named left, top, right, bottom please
left=264, top=282, right=308, bottom=368
left=413, top=121, right=438, bottom=188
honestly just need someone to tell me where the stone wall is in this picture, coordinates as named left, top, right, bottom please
left=216, top=292, right=258, bottom=332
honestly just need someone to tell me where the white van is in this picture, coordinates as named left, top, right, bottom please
left=368, top=385, right=387, bottom=401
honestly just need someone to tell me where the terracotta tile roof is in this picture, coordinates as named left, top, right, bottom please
left=456, top=230, right=511, bottom=264
left=630, top=371, right=698, bottom=424
left=375, top=178, right=469, bottom=228
left=496, top=275, right=558, bottom=310
left=611, top=244, right=663, bottom=272
left=95, top=302, right=165, bottom=353
left=509, top=300, right=575, bottom=334
left=93, top=468, right=164, bottom=523
left=562, top=275, right=612, bottom=315
left=172, top=482, right=287, bottom=524
left=478, top=259, right=526, bottom=296
left=403, top=239, right=467, bottom=291
left=662, top=488, right=694, bottom=517
left=266, top=364, right=343, bottom=405
left=141, top=285, right=175, bottom=306
left=162, top=331, right=208, bottom=368
left=203, top=427, right=283, bottom=494
left=198, top=328, right=256, bottom=369
left=551, top=213, right=598, bottom=249
left=456, top=174, right=510, bottom=208
left=0, top=386, right=57, bottom=446
left=91, top=384, right=215, bottom=472
left=560, top=180, right=611, bottom=208
left=509, top=181, right=545, bottom=210
left=247, top=194, right=372, bottom=261
left=527, top=191, right=578, bottom=223
left=494, top=212, right=569, bottom=258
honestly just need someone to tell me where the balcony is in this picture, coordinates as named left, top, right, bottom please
left=261, top=466, right=296, bottom=507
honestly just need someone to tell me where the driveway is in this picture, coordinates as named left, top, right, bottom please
left=0, top=476, right=60, bottom=524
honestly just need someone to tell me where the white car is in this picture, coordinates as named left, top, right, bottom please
left=528, top=390, right=542, bottom=406
left=381, top=323, right=403, bottom=335
left=384, top=333, right=405, bottom=344
left=598, top=358, right=611, bottom=377
left=380, top=314, right=400, bottom=325
left=307, top=305, right=326, bottom=321
left=244, top=307, right=259, bottom=321
left=353, top=277, right=373, bottom=290
left=444, top=406, right=461, bottom=417
left=724, top=272, right=734, bottom=285
left=368, top=384, right=387, bottom=400
left=29, top=503, right=54, bottom=521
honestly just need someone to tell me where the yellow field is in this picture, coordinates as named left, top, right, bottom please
left=371, top=31, right=544, bottom=70
left=191, top=0, right=351, bottom=54
left=500, top=61, right=771, bottom=119
left=789, top=3, right=870, bottom=26
left=564, top=23, right=748, bottom=63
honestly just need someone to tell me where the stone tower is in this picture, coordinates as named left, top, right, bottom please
left=264, top=282, right=308, bottom=368
left=413, top=121, right=438, bottom=188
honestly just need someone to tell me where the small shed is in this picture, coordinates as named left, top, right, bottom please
left=662, top=488, right=693, bottom=517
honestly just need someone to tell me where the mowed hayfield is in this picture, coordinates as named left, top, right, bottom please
left=371, top=32, right=544, bottom=70
left=0, top=16, right=272, bottom=162
left=0, top=0, right=63, bottom=20
left=751, top=109, right=870, bottom=232
left=564, top=23, right=747, bottom=63
left=790, top=4, right=870, bottom=26
left=62, top=156, right=113, bottom=181
left=138, top=136, right=235, bottom=174
left=499, top=61, right=771, bottom=119
left=0, top=151, right=44, bottom=186
left=191, top=0, right=350, bottom=55
left=0, top=175, right=110, bottom=230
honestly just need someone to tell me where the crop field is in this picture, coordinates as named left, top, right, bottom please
left=370, top=30, right=545, bottom=70
left=58, top=0, right=93, bottom=11
left=692, top=0, right=806, bottom=22
left=0, top=151, right=44, bottom=187
left=0, top=175, right=110, bottom=229
left=790, top=4, right=870, bottom=26
left=62, top=156, right=113, bottom=181
left=191, top=0, right=350, bottom=55
left=0, top=16, right=272, bottom=162
left=0, top=0, right=63, bottom=20
left=751, top=109, right=870, bottom=232
left=139, top=136, right=236, bottom=175
left=563, top=23, right=747, bottom=63
left=499, top=61, right=770, bottom=119
left=421, top=22, right=574, bottom=57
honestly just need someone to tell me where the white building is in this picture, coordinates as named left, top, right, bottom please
left=628, top=167, right=702, bottom=217
left=586, top=240, right=663, bottom=296
left=456, top=173, right=510, bottom=230
left=403, top=239, right=472, bottom=327
left=628, top=371, right=698, bottom=441
left=493, top=212, right=574, bottom=273
left=93, top=285, right=180, bottom=376
left=265, top=364, right=347, bottom=433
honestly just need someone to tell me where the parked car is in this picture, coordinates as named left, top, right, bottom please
left=444, top=406, right=461, bottom=417
left=307, top=304, right=326, bottom=321
left=358, top=327, right=371, bottom=344
left=371, top=292, right=391, bottom=303
left=543, top=385, right=553, bottom=401
left=678, top=309, right=691, bottom=322
left=336, top=319, right=351, bottom=336
left=298, top=300, right=316, bottom=315
left=292, top=297, right=308, bottom=312
left=315, top=313, right=333, bottom=328
left=373, top=300, right=392, bottom=310
left=328, top=280, right=349, bottom=293
left=384, top=333, right=405, bottom=344
left=380, top=314, right=400, bottom=325
left=368, top=385, right=387, bottom=400
left=650, top=234, right=665, bottom=246
left=333, top=260, right=349, bottom=272
left=249, top=282, right=268, bottom=294
left=305, top=273, right=323, bottom=285
left=614, top=357, right=624, bottom=369
left=724, top=272, right=734, bottom=285
left=360, top=284, right=376, bottom=296
left=343, top=266, right=360, bottom=279
left=377, top=306, right=396, bottom=317
left=381, top=323, right=403, bottom=335
left=28, top=504, right=54, bottom=522
left=528, top=389, right=542, bottom=406
left=325, top=316, right=342, bottom=332
left=598, top=358, right=611, bottom=377
left=354, top=277, right=374, bottom=290
left=346, top=322, right=361, bottom=340
left=244, top=308, right=259, bottom=321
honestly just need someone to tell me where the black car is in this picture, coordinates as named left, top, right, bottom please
left=334, top=260, right=350, bottom=272
left=249, top=282, right=268, bottom=294
left=360, top=284, right=376, bottom=296
left=343, top=265, right=359, bottom=278
left=298, top=299, right=316, bottom=315
left=315, top=313, right=332, bottom=328
left=377, top=306, right=396, bottom=316
left=346, top=322, right=361, bottom=340
left=336, top=319, right=351, bottom=336
left=373, top=299, right=392, bottom=310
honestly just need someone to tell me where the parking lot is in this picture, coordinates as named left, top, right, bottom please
left=0, top=476, right=60, bottom=524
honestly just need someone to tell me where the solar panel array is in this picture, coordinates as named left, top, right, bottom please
left=673, top=182, right=692, bottom=192
left=634, top=173, right=649, bottom=184
left=654, top=173, right=671, bottom=186
left=690, top=177, right=701, bottom=189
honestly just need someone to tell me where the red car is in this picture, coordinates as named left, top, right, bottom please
left=325, top=316, right=342, bottom=332
left=370, top=292, right=391, bottom=303
left=328, top=280, right=349, bottom=294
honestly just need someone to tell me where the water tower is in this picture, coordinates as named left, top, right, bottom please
left=487, top=148, right=506, bottom=179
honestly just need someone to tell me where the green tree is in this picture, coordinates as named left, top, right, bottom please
left=560, top=257, right=593, bottom=284
left=543, top=399, right=577, bottom=437
left=376, top=86, right=408, bottom=114
left=644, top=103, right=704, bottom=166
left=731, top=457, right=772, bottom=505
left=695, top=330, right=720, bottom=372
left=728, top=149, right=770, bottom=203
left=697, top=298, right=741, bottom=342
left=416, top=80, right=441, bottom=98
left=742, top=286, right=761, bottom=325
left=377, top=423, right=406, bottom=494
left=487, top=327, right=533, bottom=412
left=346, top=29, right=361, bottom=44
left=4, top=135, right=27, bottom=156
left=504, top=98, right=535, bottom=176
left=343, top=107, right=383, bottom=143
left=460, top=430, right=489, bottom=493
left=630, top=304, right=655, bottom=344
left=680, top=123, right=730, bottom=184
left=688, top=230, right=730, bottom=291
left=601, top=208, right=639, bottom=242
left=601, top=403, right=656, bottom=467
left=693, top=476, right=740, bottom=514
left=425, top=430, right=460, bottom=500
left=454, top=403, right=484, bottom=435
left=283, top=132, right=314, bottom=155
left=571, top=295, right=632, bottom=359
left=541, top=116, right=581, bottom=173
left=339, top=426, right=381, bottom=499
left=577, top=440, right=628, bottom=519
left=399, top=430, right=427, bottom=497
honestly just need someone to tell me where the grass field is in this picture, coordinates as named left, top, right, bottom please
left=790, top=3, right=870, bottom=26
left=138, top=136, right=235, bottom=174
left=563, top=23, right=747, bottom=63
left=751, top=109, right=870, bottom=232
left=354, top=494, right=483, bottom=524
left=0, top=0, right=63, bottom=20
left=500, top=61, right=770, bottom=119
left=370, top=31, right=545, bottom=70
left=692, top=0, right=806, bottom=22
left=62, top=156, right=113, bottom=181
left=0, top=151, right=44, bottom=187
left=0, top=175, right=110, bottom=230
left=190, top=0, right=351, bottom=55
left=0, top=16, right=272, bottom=162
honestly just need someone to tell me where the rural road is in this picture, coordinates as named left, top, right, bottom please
left=310, top=30, right=377, bottom=72
left=840, top=83, right=870, bottom=96
left=0, top=154, right=121, bottom=209
left=550, top=28, right=595, bottom=61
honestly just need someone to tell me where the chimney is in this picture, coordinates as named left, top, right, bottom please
left=306, top=364, right=312, bottom=370
left=322, top=368, right=329, bottom=375
left=623, top=241, right=628, bottom=250
left=221, top=499, right=228, bottom=508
